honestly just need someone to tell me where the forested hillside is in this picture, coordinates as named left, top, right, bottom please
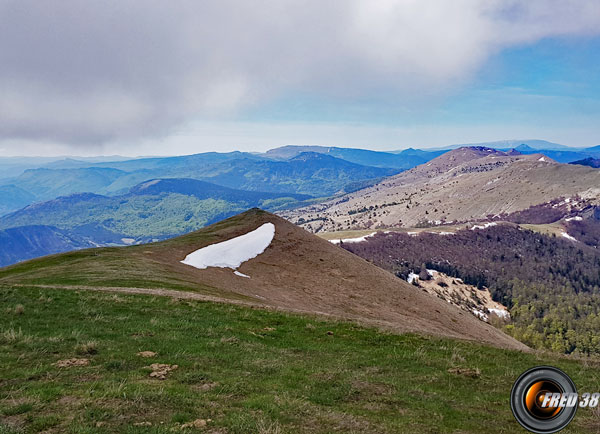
left=342, top=224, right=600, bottom=354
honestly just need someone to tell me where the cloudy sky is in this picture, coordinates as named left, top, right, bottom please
left=1, top=0, right=600, bottom=156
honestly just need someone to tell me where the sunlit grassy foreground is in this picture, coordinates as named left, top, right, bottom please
left=1, top=286, right=600, bottom=433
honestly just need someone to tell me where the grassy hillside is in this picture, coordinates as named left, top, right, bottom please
left=0, top=209, right=526, bottom=350
left=2, top=285, right=600, bottom=433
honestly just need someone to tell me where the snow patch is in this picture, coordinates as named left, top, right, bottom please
left=181, top=223, right=275, bottom=271
left=121, top=238, right=135, bottom=245
left=138, top=179, right=161, bottom=189
left=329, top=232, right=377, bottom=244
left=234, top=271, right=250, bottom=278
left=471, top=222, right=497, bottom=230
left=407, top=273, right=420, bottom=284
left=488, top=308, right=510, bottom=319
left=561, top=232, right=578, bottom=242
left=407, top=269, right=437, bottom=284
left=565, top=216, right=582, bottom=222
left=538, top=157, right=546, bottom=162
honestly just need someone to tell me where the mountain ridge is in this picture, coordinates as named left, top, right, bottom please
left=0, top=208, right=526, bottom=350
left=283, top=146, right=600, bottom=232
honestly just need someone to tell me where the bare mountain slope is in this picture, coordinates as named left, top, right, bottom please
left=283, top=147, right=600, bottom=232
left=0, top=208, right=525, bottom=350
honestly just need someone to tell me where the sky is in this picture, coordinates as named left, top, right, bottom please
left=1, top=0, right=600, bottom=157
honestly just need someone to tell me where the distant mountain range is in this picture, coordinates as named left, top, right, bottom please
left=3, top=140, right=600, bottom=267
left=0, top=178, right=314, bottom=266
left=0, top=151, right=405, bottom=213
left=284, top=146, right=600, bottom=232
left=263, top=145, right=445, bottom=169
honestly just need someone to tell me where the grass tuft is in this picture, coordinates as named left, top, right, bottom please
left=75, top=341, right=98, bottom=355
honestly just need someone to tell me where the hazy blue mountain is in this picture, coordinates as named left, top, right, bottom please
left=582, top=145, right=600, bottom=155
left=263, top=145, right=443, bottom=169
left=0, top=152, right=399, bottom=204
left=4, top=167, right=126, bottom=202
left=0, top=185, right=36, bottom=216
left=0, top=156, right=132, bottom=179
left=451, top=139, right=570, bottom=151
left=201, top=152, right=399, bottom=194
left=0, top=179, right=310, bottom=239
left=510, top=146, right=591, bottom=163
left=0, top=225, right=96, bottom=267
left=570, top=157, right=600, bottom=168
left=90, top=151, right=261, bottom=172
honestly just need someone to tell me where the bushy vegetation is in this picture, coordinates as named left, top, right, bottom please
left=565, top=211, right=600, bottom=248
left=343, top=225, right=600, bottom=355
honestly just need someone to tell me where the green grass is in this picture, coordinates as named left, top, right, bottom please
left=0, top=210, right=264, bottom=295
left=2, top=286, right=600, bottom=433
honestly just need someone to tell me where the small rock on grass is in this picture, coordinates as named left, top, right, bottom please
left=180, top=419, right=212, bottom=429
left=133, top=421, right=152, bottom=426
left=137, top=351, right=157, bottom=358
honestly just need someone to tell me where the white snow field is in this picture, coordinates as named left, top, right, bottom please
left=181, top=223, right=275, bottom=276
left=329, top=232, right=377, bottom=244
left=561, top=232, right=578, bottom=242
left=471, top=222, right=497, bottom=230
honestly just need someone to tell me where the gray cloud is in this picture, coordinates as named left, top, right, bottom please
left=1, top=0, right=599, bottom=146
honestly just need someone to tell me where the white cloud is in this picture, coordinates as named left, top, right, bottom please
left=0, top=0, right=598, bottom=147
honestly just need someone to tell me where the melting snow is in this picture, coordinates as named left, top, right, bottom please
left=471, top=222, right=497, bottom=230
left=561, top=232, right=578, bottom=242
left=407, top=269, right=437, bottom=284
left=488, top=308, right=510, bottom=319
left=181, top=223, right=275, bottom=274
left=329, top=232, right=377, bottom=244
left=407, top=273, right=420, bottom=284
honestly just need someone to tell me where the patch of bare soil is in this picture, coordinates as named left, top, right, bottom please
left=192, top=382, right=219, bottom=392
left=146, top=363, right=178, bottom=380
left=447, top=367, right=481, bottom=378
left=54, top=358, right=90, bottom=368
left=180, top=418, right=212, bottom=429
